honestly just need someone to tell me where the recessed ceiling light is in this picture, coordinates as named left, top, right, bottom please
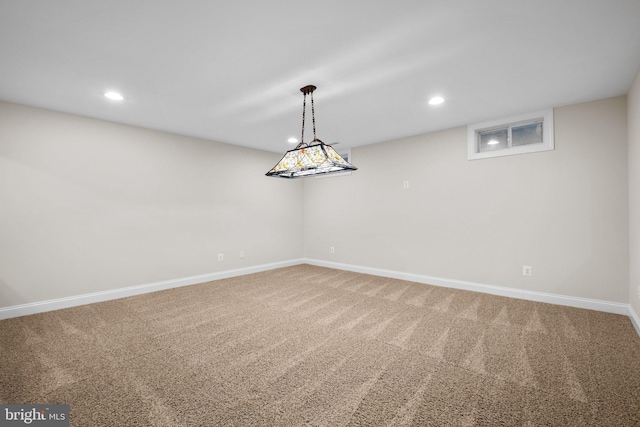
left=428, top=96, right=444, bottom=105
left=104, top=91, right=124, bottom=101
left=287, top=137, right=298, bottom=144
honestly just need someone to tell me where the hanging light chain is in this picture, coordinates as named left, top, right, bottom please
left=301, top=91, right=307, bottom=145
left=310, top=90, right=317, bottom=141
left=298, top=85, right=318, bottom=147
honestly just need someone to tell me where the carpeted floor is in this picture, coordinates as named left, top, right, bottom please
left=1, top=264, right=639, bottom=426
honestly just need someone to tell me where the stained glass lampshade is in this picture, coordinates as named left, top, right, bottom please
left=266, top=141, right=357, bottom=179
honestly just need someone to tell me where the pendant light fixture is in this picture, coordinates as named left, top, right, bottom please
left=266, top=85, right=357, bottom=179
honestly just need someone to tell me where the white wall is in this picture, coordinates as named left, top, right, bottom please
left=0, top=101, right=304, bottom=308
left=629, top=71, right=640, bottom=317
left=304, top=97, right=628, bottom=303
left=1, top=95, right=632, bottom=312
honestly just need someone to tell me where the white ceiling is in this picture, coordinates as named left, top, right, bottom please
left=1, top=0, right=639, bottom=153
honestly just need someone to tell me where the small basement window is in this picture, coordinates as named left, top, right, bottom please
left=467, top=109, right=554, bottom=160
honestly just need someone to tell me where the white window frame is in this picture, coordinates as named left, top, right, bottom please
left=467, top=109, right=554, bottom=160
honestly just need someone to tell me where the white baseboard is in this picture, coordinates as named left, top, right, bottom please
left=2, top=258, right=637, bottom=337
left=303, top=258, right=631, bottom=316
left=629, top=305, right=640, bottom=337
left=0, top=259, right=305, bottom=320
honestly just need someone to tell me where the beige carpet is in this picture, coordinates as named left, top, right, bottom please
left=1, top=264, right=639, bottom=426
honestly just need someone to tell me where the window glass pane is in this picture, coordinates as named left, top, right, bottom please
left=512, top=122, right=543, bottom=147
left=478, top=128, right=508, bottom=152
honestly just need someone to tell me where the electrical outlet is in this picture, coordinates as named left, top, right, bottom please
left=330, top=247, right=335, bottom=254
left=218, top=253, right=224, bottom=261
left=523, top=266, right=532, bottom=277
left=240, top=250, right=245, bottom=259
left=403, top=180, right=409, bottom=189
